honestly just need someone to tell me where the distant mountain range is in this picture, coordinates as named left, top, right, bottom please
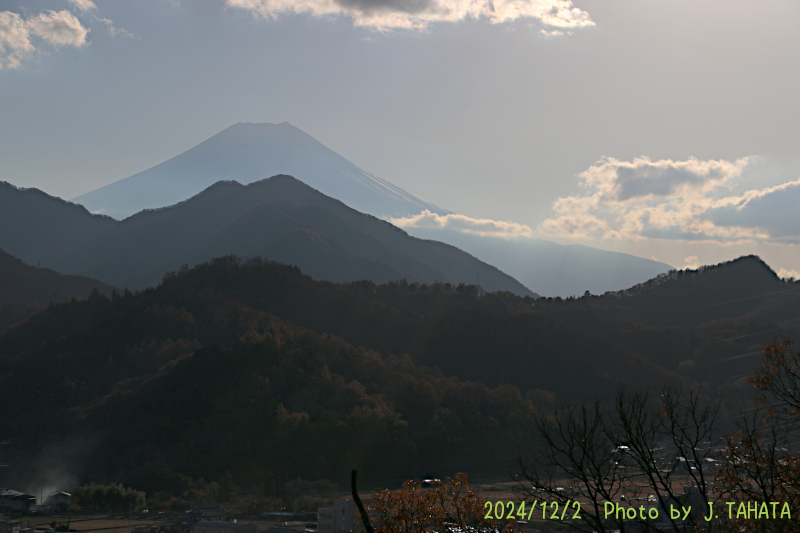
left=69, top=122, right=673, bottom=296
left=73, top=122, right=449, bottom=220
left=0, top=178, right=534, bottom=295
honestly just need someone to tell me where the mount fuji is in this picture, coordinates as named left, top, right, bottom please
left=73, top=122, right=448, bottom=221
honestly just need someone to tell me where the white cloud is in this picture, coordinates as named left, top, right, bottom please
left=777, top=268, right=800, bottom=281
left=540, top=28, right=569, bottom=37
left=390, top=210, right=533, bottom=237
left=538, top=155, right=800, bottom=245
left=577, top=156, right=746, bottom=203
left=225, top=0, right=594, bottom=30
left=540, top=209, right=607, bottom=239
left=1, top=9, right=89, bottom=69
left=67, top=0, right=97, bottom=11
left=0, top=11, right=34, bottom=69
left=707, top=179, right=800, bottom=242
left=682, top=256, right=700, bottom=269
left=26, top=10, right=89, bottom=47
left=98, top=17, right=134, bottom=38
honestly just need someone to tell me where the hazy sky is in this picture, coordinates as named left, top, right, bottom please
left=2, top=0, right=800, bottom=277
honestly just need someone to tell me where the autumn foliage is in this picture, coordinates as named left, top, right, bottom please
left=362, top=473, right=518, bottom=533
left=716, top=339, right=800, bottom=532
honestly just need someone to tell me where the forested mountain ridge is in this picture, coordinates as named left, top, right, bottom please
left=0, top=258, right=553, bottom=490
left=0, top=254, right=797, bottom=493
left=0, top=256, right=675, bottom=401
left=583, top=255, right=793, bottom=326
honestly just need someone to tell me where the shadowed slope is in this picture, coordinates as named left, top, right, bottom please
left=2, top=176, right=535, bottom=296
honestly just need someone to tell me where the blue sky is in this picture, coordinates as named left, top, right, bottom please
left=2, top=0, right=800, bottom=277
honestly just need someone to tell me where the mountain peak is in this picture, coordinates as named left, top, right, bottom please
left=72, top=123, right=447, bottom=221
left=615, top=254, right=784, bottom=307
left=214, top=121, right=315, bottom=147
left=227, top=120, right=298, bottom=130
left=231, top=120, right=293, bottom=126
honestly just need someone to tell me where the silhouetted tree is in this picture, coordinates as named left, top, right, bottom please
left=717, top=339, right=800, bottom=532
left=515, top=387, right=720, bottom=532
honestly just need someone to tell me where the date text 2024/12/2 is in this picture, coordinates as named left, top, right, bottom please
left=483, top=500, right=793, bottom=522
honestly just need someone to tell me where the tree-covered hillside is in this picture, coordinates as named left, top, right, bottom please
left=1, top=254, right=798, bottom=494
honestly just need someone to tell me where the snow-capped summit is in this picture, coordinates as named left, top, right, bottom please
left=73, top=122, right=449, bottom=220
